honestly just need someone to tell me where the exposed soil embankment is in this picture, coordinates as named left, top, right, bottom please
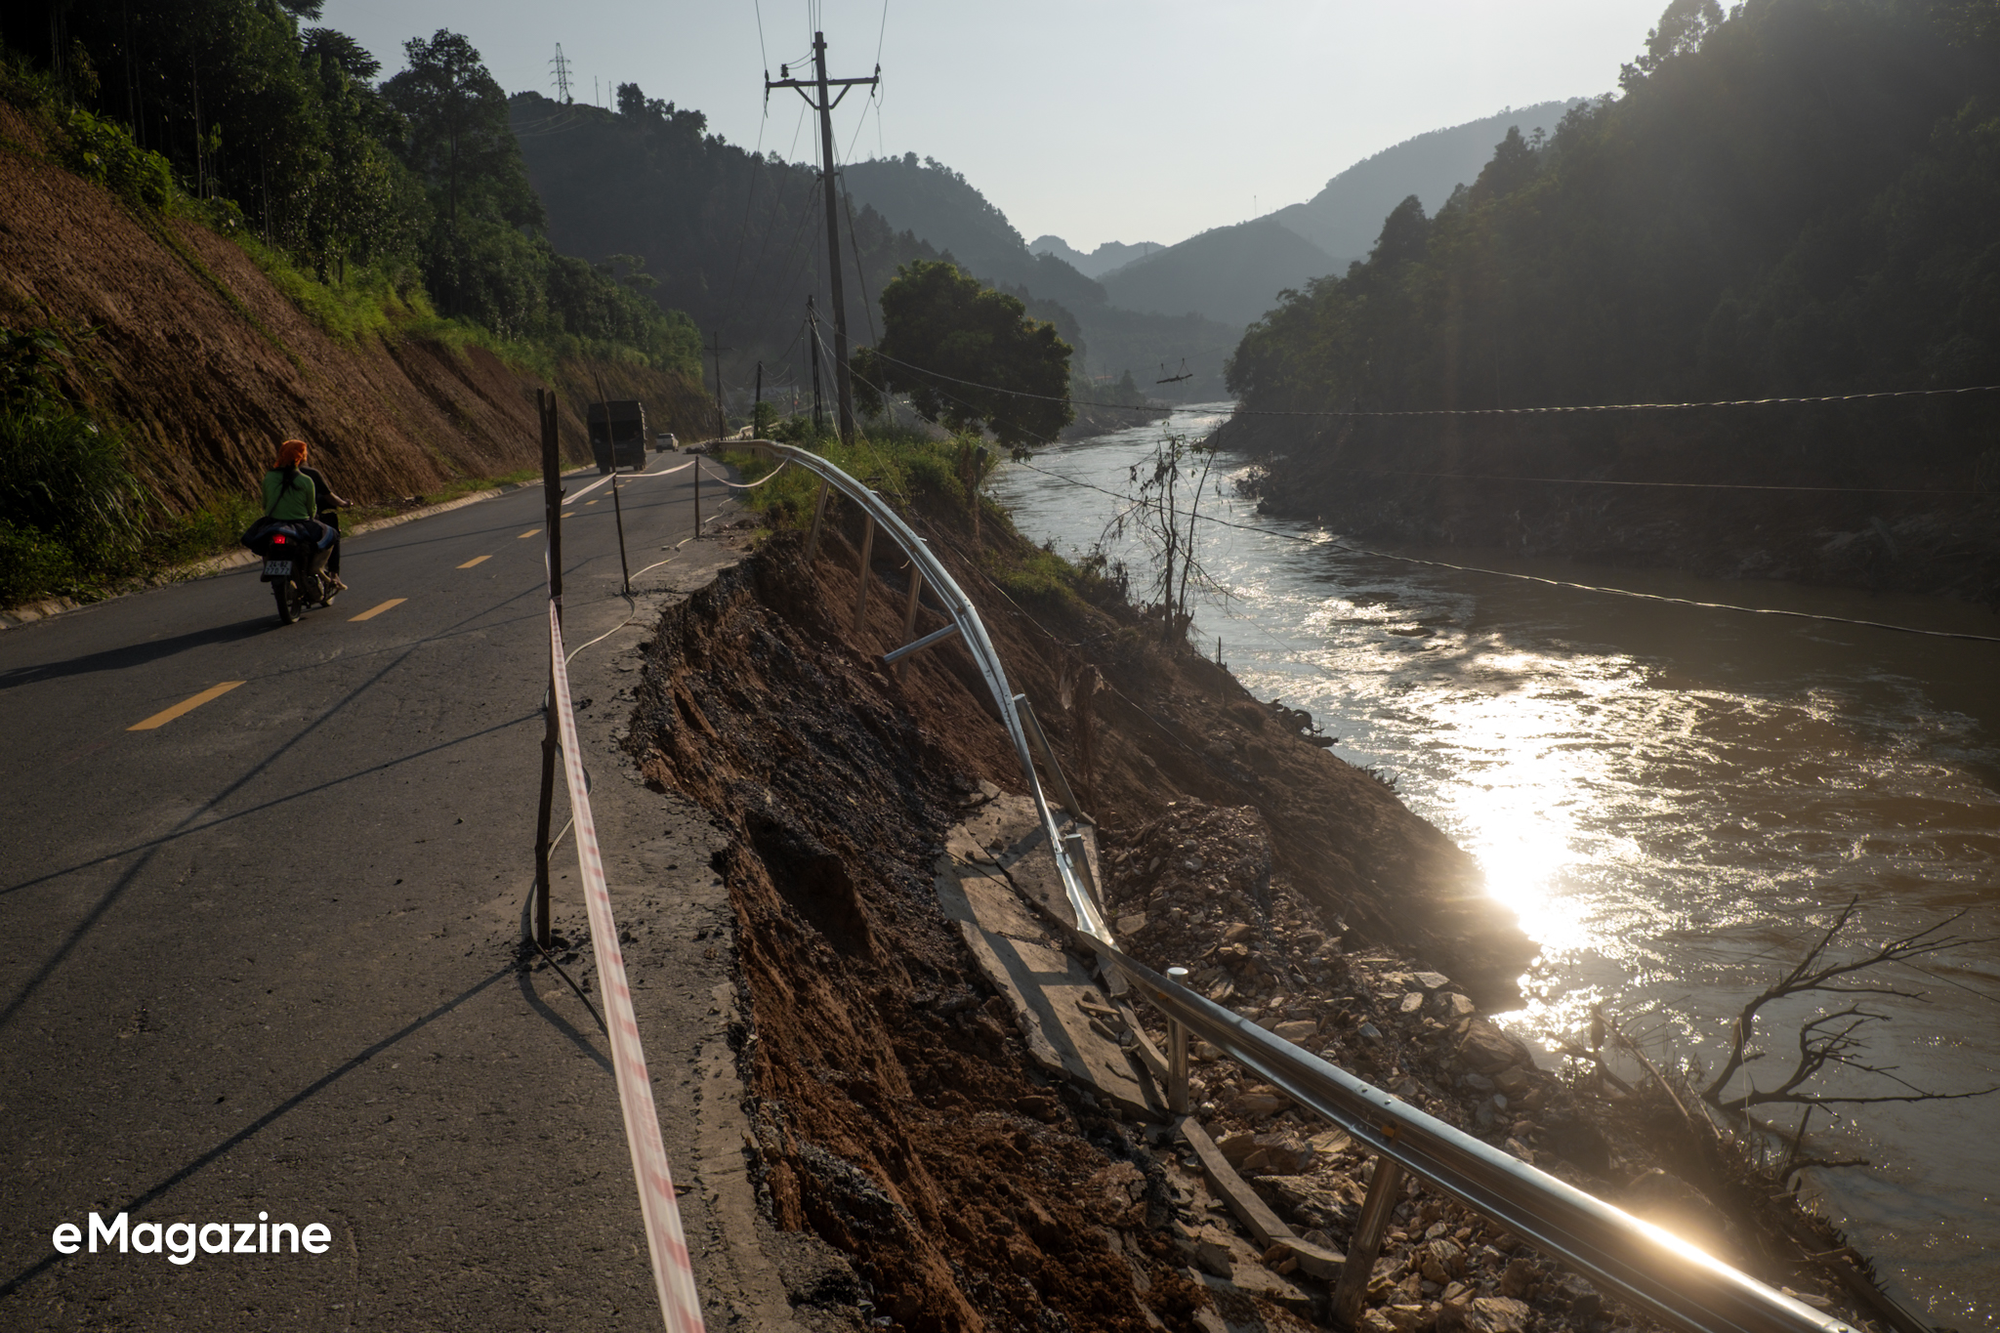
left=1216, top=409, right=2000, bottom=608
left=624, top=488, right=1904, bottom=1328
left=624, top=493, right=1901, bottom=1332
left=0, top=102, right=710, bottom=514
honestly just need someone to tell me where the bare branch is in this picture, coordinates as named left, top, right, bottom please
left=1702, top=898, right=1997, bottom=1114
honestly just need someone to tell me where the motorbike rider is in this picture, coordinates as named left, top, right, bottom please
left=297, top=455, right=353, bottom=592
left=261, top=439, right=341, bottom=589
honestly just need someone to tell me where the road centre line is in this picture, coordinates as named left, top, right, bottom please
left=348, top=598, right=406, bottom=622
left=458, top=555, right=491, bottom=569
left=128, top=681, right=245, bottom=731
left=518, top=528, right=541, bottom=539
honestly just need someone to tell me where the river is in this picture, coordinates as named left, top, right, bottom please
left=990, top=405, right=2000, bottom=1328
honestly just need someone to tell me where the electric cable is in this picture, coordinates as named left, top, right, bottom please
left=1003, top=458, right=2000, bottom=644
left=857, top=342, right=2000, bottom=420
left=853, top=343, right=1995, bottom=495
left=830, top=318, right=2000, bottom=643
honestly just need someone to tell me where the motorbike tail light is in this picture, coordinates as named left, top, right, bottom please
left=272, top=534, right=288, bottom=545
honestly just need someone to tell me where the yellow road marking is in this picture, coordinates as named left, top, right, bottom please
left=129, top=681, right=245, bottom=731
left=586, top=499, right=600, bottom=506
left=457, top=555, right=491, bottom=569
left=349, top=598, right=406, bottom=622
left=518, top=528, right=541, bottom=539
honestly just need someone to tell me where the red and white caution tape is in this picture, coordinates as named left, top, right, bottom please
left=547, top=600, right=707, bottom=1333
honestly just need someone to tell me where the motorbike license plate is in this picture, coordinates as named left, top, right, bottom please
left=263, top=559, right=293, bottom=577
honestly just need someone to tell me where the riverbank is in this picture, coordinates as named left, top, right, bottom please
left=991, top=410, right=1999, bottom=1329
left=1212, top=411, right=2000, bottom=611
left=619, top=444, right=1908, bottom=1331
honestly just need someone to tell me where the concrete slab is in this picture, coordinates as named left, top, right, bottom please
left=936, top=798, right=1153, bottom=1118
left=946, top=791, right=1103, bottom=933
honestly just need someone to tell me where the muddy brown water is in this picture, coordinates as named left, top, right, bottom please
left=992, top=406, right=2000, bottom=1329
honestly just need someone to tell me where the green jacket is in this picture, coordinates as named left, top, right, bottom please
left=262, top=468, right=319, bottom=522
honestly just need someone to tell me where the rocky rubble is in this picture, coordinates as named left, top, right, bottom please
left=1101, top=798, right=1882, bottom=1333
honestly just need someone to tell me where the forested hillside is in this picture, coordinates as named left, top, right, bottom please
left=1099, top=218, right=1338, bottom=328
left=1267, top=99, right=1580, bottom=262
left=1223, top=0, right=2000, bottom=601
left=509, top=90, right=952, bottom=406
left=513, top=111, right=1242, bottom=400
left=1, top=2, right=707, bottom=606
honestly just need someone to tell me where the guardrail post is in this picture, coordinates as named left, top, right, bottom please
left=1165, top=966, right=1191, bottom=1114
left=1332, top=1154, right=1406, bottom=1330
left=853, top=515, right=876, bottom=631
left=896, top=565, right=925, bottom=679
left=1013, top=693, right=1085, bottom=825
left=805, top=478, right=830, bottom=561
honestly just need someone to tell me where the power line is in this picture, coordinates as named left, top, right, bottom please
left=859, top=343, right=2000, bottom=420
left=1001, top=458, right=2000, bottom=645
left=1301, top=467, right=1995, bottom=498
left=838, top=341, right=2000, bottom=639
left=852, top=344, right=2000, bottom=495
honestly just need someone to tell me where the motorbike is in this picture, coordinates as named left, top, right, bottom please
left=243, top=521, right=336, bottom=624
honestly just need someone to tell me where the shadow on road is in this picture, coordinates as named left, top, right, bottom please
left=0, top=965, right=511, bottom=1300
left=0, top=616, right=272, bottom=690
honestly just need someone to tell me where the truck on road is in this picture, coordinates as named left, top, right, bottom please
left=588, top=400, right=649, bottom=474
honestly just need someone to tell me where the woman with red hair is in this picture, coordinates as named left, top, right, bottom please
left=260, top=438, right=345, bottom=591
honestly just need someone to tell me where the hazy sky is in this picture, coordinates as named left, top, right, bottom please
left=321, top=1, right=1674, bottom=249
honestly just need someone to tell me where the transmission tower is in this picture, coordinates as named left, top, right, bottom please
left=549, top=44, right=572, bottom=103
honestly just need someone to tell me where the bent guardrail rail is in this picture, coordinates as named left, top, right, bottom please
left=738, top=440, right=1862, bottom=1333
left=741, top=441, right=1107, bottom=943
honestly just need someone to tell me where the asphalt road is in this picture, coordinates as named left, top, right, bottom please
left=0, top=456, right=806, bottom=1330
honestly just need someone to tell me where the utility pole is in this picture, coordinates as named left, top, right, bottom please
left=766, top=34, right=876, bottom=444
left=707, top=331, right=728, bottom=443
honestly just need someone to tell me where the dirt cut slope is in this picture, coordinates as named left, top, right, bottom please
left=0, top=102, right=709, bottom=516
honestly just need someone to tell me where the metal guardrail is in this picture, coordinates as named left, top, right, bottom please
left=1114, top=953, right=1858, bottom=1333
left=739, top=441, right=1863, bottom=1333
left=742, top=441, right=1106, bottom=945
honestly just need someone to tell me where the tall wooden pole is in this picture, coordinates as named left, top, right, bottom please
left=533, top=389, right=563, bottom=949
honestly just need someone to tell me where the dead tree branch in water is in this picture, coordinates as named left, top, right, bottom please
left=1702, top=896, right=1998, bottom=1114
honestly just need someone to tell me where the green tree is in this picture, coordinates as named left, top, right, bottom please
left=381, top=30, right=538, bottom=229
left=381, top=30, right=541, bottom=320
left=852, top=259, right=1072, bottom=451
left=1621, top=0, right=1725, bottom=88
